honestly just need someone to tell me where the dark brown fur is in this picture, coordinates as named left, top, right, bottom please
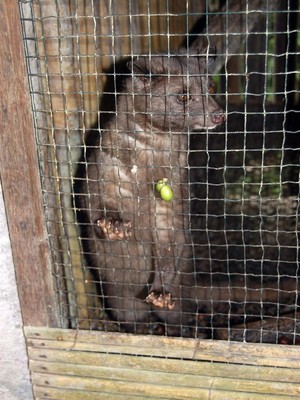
left=77, top=49, right=224, bottom=335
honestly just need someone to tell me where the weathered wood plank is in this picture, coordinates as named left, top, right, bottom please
left=31, top=372, right=299, bottom=400
left=29, top=359, right=300, bottom=397
left=25, top=327, right=300, bottom=368
left=34, top=386, right=157, bottom=400
left=34, top=386, right=299, bottom=400
left=26, top=327, right=300, bottom=399
left=31, top=372, right=209, bottom=399
left=27, top=348, right=300, bottom=384
left=30, top=360, right=215, bottom=391
left=0, top=0, right=58, bottom=326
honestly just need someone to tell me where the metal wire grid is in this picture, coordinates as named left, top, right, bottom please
left=18, top=0, right=299, bottom=343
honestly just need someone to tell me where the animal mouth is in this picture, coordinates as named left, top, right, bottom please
left=192, top=116, right=225, bottom=131
left=189, top=111, right=226, bottom=131
left=210, top=113, right=225, bottom=126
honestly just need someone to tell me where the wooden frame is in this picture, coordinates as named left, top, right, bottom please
left=0, top=0, right=58, bottom=327
left=26, top=327, right=300, bottom=399
left=1, top=2, right=300, bottom=399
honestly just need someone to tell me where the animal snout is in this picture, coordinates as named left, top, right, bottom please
left=210, top=112, right=225, bottom=126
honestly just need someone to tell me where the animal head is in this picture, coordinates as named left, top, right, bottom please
left=126, top=48, right=225, bottom=132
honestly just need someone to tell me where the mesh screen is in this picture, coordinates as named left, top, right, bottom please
left=19, top=0, right=299, bottom=343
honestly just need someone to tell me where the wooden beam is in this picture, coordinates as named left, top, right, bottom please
left=0, top=0, right=59, bottom=326
left=26, top=327, right=300, bottom=399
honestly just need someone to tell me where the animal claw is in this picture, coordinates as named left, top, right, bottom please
left=146, top=291, right=175, bottom=310
left=96, top=217, right=132, bottom=240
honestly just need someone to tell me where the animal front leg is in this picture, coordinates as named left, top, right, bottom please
left=96, top=217, right=132, bottom=240
left=146, top=195, right=189, bottom=310
left=146, top=244, right=179, bottom=310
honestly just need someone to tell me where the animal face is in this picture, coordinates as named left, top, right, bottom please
left=126, top=52, right=225, bottom=132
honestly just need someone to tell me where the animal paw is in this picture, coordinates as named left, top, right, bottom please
left=96, top=217, right=132, bottom=240
left=146, top=291, right=175, bottom=310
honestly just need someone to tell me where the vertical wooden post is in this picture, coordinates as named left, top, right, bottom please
left=0, top=1, right=59, bottom=327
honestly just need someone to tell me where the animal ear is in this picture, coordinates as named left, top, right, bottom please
left=126, top=57, right=151, bottom=83
left=127, top=56, right=166, bottom=83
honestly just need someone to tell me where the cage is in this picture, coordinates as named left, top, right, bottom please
left=1, top=0, right=300, bottom=398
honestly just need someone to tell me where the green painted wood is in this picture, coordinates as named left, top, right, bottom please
left=26, top=327, right=300, bottom=400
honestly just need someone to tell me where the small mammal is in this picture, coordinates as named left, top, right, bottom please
left=78, top=48, right=224, bottom=335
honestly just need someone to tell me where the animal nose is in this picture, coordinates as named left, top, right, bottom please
left=210, top=113, right=225, bottom=126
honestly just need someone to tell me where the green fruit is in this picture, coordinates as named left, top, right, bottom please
left=155, top=178, right=168, bottom=193
left=155, top=180, right=165, bottom=193
left=160, top=185, right=173, bottom=201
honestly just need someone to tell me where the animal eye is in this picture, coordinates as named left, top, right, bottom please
left=208, top=84, right=215, bottom=95
left=177, top=93, right=190, bottom=103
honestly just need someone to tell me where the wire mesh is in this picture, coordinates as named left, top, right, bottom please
left=18, top=0, right=299, bottom=343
